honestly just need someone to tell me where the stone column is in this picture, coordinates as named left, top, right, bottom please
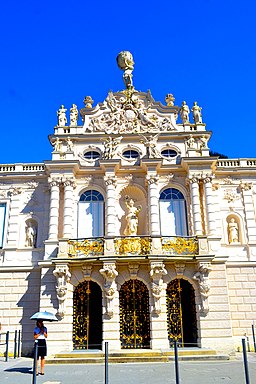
left=188, top=176, right=202, bottom=235
left=240, top=183, right=256, bottom=242
left=203, top=175, right=216, bottom=235
left=146, top=174, right=160, bottom=236
left=6, top=187, right=22, bottom=247
left=104, top=175, right=117, bottom=237
left=63, top=178, right=75, bottom=238
left=48, top=179, right=60, bottom=240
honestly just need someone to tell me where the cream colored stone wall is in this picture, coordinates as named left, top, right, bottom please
left=226, top=265, right=256, bottom=350
left=0, top=269, right=41, bottom=355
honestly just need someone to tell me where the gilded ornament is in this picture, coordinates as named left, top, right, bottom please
left=161, top=236, right=198, bottom=256
left=68, top=239, right=104, bottom=257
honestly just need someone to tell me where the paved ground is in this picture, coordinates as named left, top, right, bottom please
left=0, top=354, right=256, bottom=384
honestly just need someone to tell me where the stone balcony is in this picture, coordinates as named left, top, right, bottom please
left=55, top=235, right=217, bottom=261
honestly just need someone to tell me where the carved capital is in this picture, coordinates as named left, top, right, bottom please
left=203, top=175, right=213, bottom=184
left=240, top=182, right=252, bottom=191
left=48, top=178, right=60, bottom=188
left=146, top=174, right=159, bottom=186
left=128, top=263, right=139, bottom=279
left=63, top=178, right=75, bottom=188
left=175, top=263, right=186, bottom=278
left=8, top=187, right=22, bottom=197
left=104, top=175, right=117, bottom=187
left=82, top=264, right=93, bottom=281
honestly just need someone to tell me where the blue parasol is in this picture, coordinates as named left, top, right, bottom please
left=30, top=311, right=58, bottom=322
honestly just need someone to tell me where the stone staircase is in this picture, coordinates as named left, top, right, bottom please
left=46, top=348, right=230, bottom=364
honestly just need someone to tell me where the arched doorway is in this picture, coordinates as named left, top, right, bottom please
left=73, top=281, right=102, bottom=350
left=120, top=279, right=150, bottom=349
left=166, top=279, right=197, bottom=347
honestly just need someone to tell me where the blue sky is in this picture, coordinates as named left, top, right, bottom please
left=0, top=0, right=255, bottom=163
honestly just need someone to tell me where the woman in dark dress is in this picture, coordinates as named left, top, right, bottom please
left=34, top=320, right=47, bottom=375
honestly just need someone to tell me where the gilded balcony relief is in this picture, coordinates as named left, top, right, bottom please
left=68, top=238, right=104, bottom=257
left=114, top=237, right=151, bottom=256
left=161, top=236, right=199, bottom=256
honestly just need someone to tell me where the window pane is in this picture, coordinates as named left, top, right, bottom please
left=160, top=189, right=188, bottom=236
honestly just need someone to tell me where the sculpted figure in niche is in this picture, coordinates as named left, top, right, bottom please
left=191, top=101, right=202, bottom=124
left=124, top=196, right=142, bottom=236
left=228, top=218, right=239, bottom=244
left=57, top=105, right=67, bottom=126
left=25, top=221, right=37, bottom=247
left=180, top=101, right=190, bottom=124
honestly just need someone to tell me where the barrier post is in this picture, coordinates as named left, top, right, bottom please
left=5, top=331, right=9, bottom=362
left=18, top=330, right=21, bottom=357
left=105, top=341, right=109, bottom=384
left=14, top=330, right=17, bottom=359
left=32, top=341, right=38, bottom=384
left=242, top=338, right=250, bottom=384
left=252, top=322, right=256, bottom=353
left=174, top=340, right=180, bottom=384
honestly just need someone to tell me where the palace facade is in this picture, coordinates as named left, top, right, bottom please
left=0, top=52, right=256, bottom=357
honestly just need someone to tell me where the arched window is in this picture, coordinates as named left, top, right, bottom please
left=159, top=188, right=188, bottom=236
left=78, top=190, right=104, bottom=238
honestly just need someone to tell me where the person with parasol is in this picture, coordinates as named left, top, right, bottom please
left=33, top=319, right=47, bottom=375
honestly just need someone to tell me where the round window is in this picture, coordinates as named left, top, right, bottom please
left=161, top=149, right=177, bottom=158
left=123, top=150, right=139, bottom=159
left=84, top=151, right=100, bottom=160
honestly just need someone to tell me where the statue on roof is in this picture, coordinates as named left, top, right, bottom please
left=70, top=104, right=78, bottom=126
left=116, top=51, right=134, bottom=89
left=191, top=101, right=202, bottom=124
left=180, top=101, right=190, bottom=124
left=57, top=105, right=67, bottom=126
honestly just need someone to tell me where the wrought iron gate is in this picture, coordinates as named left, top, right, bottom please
left=73, top=280, right=102, bottom=349
left=120, top=279, right=150, bottom=349
left=166, top=279, right=198, bottom=347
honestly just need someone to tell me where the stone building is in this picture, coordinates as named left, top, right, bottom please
left=0, top=51, right=256, bottom=357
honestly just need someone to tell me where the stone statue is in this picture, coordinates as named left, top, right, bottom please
left=53, top=138, right=62, bottom=152
left=70, top=104, right=78, bottom=126
left=191, top=101, right=202, bottom=124
left=186, top=135, right=196, bottom=149
left=198, top=135, right=208, bottom=149
left=140, top=134, right=160, bottom=158
left=57, top=105, right=67, bottom=126
left=124, top=196, right=142, bottom=236
left=25, top=221, right=37, bottom=247
left=228, top=218, right=239, bottom=243
left=116, top=51, right=135, bottom=89
left=66, top=137, right=73, bottom=152
left=180, top=101, right=190, bottom=124
left=103, top=136, right=122, bottom=159
left=84, top=96, right=94, bottom=109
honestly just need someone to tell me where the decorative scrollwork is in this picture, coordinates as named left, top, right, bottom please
left=68, top=238, right=104, bottom=257
left=114, top=237, right=151, bottom=256
left=161, top=236, right=198, bottom=256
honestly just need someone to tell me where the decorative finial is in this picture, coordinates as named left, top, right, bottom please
left=83, top=96, right=94, bottom=109
left=116, top=51, right=134, bottom=89
left=165, top=93, right=175, bottom=107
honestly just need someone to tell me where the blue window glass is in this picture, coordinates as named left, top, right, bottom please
left=123, top=150, right=139, bottom=159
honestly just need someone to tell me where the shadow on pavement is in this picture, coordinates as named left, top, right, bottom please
left=4, top=367, right=33, bottom=374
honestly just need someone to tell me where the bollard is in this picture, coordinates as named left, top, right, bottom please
left=174, top=340, right=180, bottom=384
left=18, top=330, right=21, bottom=357
left=32, top=341, right=38, bottom=384
left=14, top=330, right=17, bottom=359
left=105, top=341, right=109, bottom=384
left=5, top=331, right=9, bottom=362
left=242, top=338, right=250, bottom=384
left=252, top=322, right=256, bottom=353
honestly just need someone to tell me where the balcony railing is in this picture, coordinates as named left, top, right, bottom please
left=68, top=238, right=104, bottom=257
left=161, top=236, right=198, bottom=256
left=66, top=235, right=199, bottom=258
left=114, top=236, right=151, bottom=256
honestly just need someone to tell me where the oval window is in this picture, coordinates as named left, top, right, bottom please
left=84, top=151, right=100, bottom=160
left=161, top=149, right=177, bottom=158
left=123, top=150, right=139, bottom=159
